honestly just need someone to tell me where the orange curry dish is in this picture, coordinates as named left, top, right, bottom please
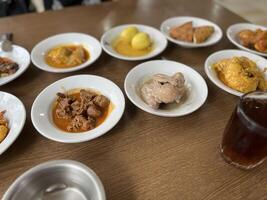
left=45, top=44, right=89, bottom=68
left=53, top=89, right=112, bottom=133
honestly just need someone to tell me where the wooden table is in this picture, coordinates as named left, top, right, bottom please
left=0, top=0, right=266, bottom=199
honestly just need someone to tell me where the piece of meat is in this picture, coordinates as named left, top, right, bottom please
left=193, top=26, right=214, bottom=43
left=238, top=29, right=267, bottom=52
left=71, top=100, right=84, bottom=115
left=87, top=105, right=102, bottom=118
left=67, top=115, right=95, bottom=132
left=141, top=72, right=186, bottom=109
left=238, top=30, right=255, bottom=47
left=169, top=21, right=194, bottom=42
left=0, top=57, right=19, bottom=76
left=93, top=95, right=110, bottom=108
left=254, top=39, right=267, bottom=53
left=80, top=89, right=96, bottom=109
left=56, top=93, right=75, bottom=119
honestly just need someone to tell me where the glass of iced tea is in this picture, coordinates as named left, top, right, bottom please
left=221, top=91, right=267, bottom=169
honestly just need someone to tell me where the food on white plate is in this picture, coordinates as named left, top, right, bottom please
left=238, top=29, right=267, bottom=53
left=213, top=56, right=267, bottom=93
left=131, top=32, right=151, bottom=50
left=0, top=57, right=19, bottom=77
left=112, top=26, right=153, bottom=57
left=169, top=21, right=214, bottom=43
left=45, top=44, right=89, bottom=68
left=140, top=72, right=186, bottom=109
left=0, top=111, right=9, bottom=142
left=53, top=89, right=112, bottom=133
left=120, top=26, right=139, bottom=43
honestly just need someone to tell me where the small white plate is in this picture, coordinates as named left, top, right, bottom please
left=31, top=33, right=102, bottom=73
left=0, top=92, right=26, bottom=155
left=205, top=49, right=267, bottom=96
left=0, top=45, right=30, bottom=86
left=31, top=75, right=125, bottom=143
left=124, top=60, right=208, bottom=117
left=160, top=16, right=223, bottom=48
left=227, top=23, right=267, bottom=57
left=101, top=24, right=167, bottom=61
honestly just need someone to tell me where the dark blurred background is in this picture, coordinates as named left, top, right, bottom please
left=0, top=0, right=110, bottom=17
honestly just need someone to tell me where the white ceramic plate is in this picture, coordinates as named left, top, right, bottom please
left=227, top=23, right=267, bottom=57
left=0, top=92, right=26, bottom=155
left=101, top=24, right=167, bottom=61
left=124, top=60, right=208, bottom=117
left=205, top=49, right=267, bottom=96
left=31, top=75, right=125, bottom=143
left=31, top=33, right=102, bottom=73
left=0, top=45, right=30, bottom=86
left=160, top=16, right=223, bottom=48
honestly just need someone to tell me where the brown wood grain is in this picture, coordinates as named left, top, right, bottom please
left=0, top=0, right=267, bottom=199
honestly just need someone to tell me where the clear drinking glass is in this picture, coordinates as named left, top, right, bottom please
left=220, top=91, right=267, bottom=169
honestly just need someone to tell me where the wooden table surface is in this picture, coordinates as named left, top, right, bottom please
left=0, top=0, right=266, bottom=199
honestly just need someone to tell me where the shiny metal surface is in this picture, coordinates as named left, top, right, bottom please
left=0, top=33, right=13, bottom=52
left=2, top=160, right=106, bottom=200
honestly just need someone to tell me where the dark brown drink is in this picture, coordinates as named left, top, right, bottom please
left=221, top=92, right=267, bottom=169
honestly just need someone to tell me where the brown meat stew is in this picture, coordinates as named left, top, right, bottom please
left=52, top=89, right=112, bottom=133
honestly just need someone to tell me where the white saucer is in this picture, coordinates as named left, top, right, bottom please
left=124, top=60, right=208, bottom=117
left=31, top=75, right=125, bottom=143
left=205, top=49, right=267, bottom=96
left=160, top=16, right=223, bottom=48
left=227, top=23, right=267, bottom=57
left=0, top=92, right=26, bottom=155
left=101, top=24, right=167, bottom=61
left=0, top=45, right=30, bottom=86
left=31, top=33, right=102, bottom=73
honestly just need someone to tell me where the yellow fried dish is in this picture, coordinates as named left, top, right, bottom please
left=45, top=45, right=89, bottom=68
left=0, top=111, right=9, bottom=143
left=213, top=56, right=267, bottom=93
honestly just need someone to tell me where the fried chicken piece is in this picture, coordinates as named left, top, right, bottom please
left=254, top=39, right=267, bottom=53
left=238, top=29, right=255, bottom=47
left=0, top=111, right=8, bottom=143
left=169, top=21, right=194, bottom=42
left=193, top=26, right=214, bottom=43
left=238, top=29, right=267, bottom=53
left=213, top=57, right=267, bottom=93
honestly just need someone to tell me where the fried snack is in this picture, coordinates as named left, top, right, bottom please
left=193, top=26, right=214, bottom=43
left=238, top=29, right=255, bottom=47
left=0, top=111, right=9, bottom=143
left=238, top=29, right=267, bottom=53
left=213, top=56, right=267, bottom=93
left=169, top=21, right=194, bottom=42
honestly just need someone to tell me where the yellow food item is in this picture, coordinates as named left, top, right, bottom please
left=0, top=125, right=8, bottom=142
left=0, top=111, right=8, bottom=143
left=45, top=45, right=89, bottom=68
left=112, top=26, right=153, bottom=57
left=120, top=26, right=139, bottom=43
left=213, top=56, right=267, bottom=93
left=131, top=32, right=151, bottom=50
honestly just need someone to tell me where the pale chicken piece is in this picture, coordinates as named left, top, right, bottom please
left=141, top=72, right=186, bottom=109
left=193, top=26, right=214, bottom=43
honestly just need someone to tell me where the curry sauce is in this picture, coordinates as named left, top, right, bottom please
left=112, top=38, right=153, bottom=57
